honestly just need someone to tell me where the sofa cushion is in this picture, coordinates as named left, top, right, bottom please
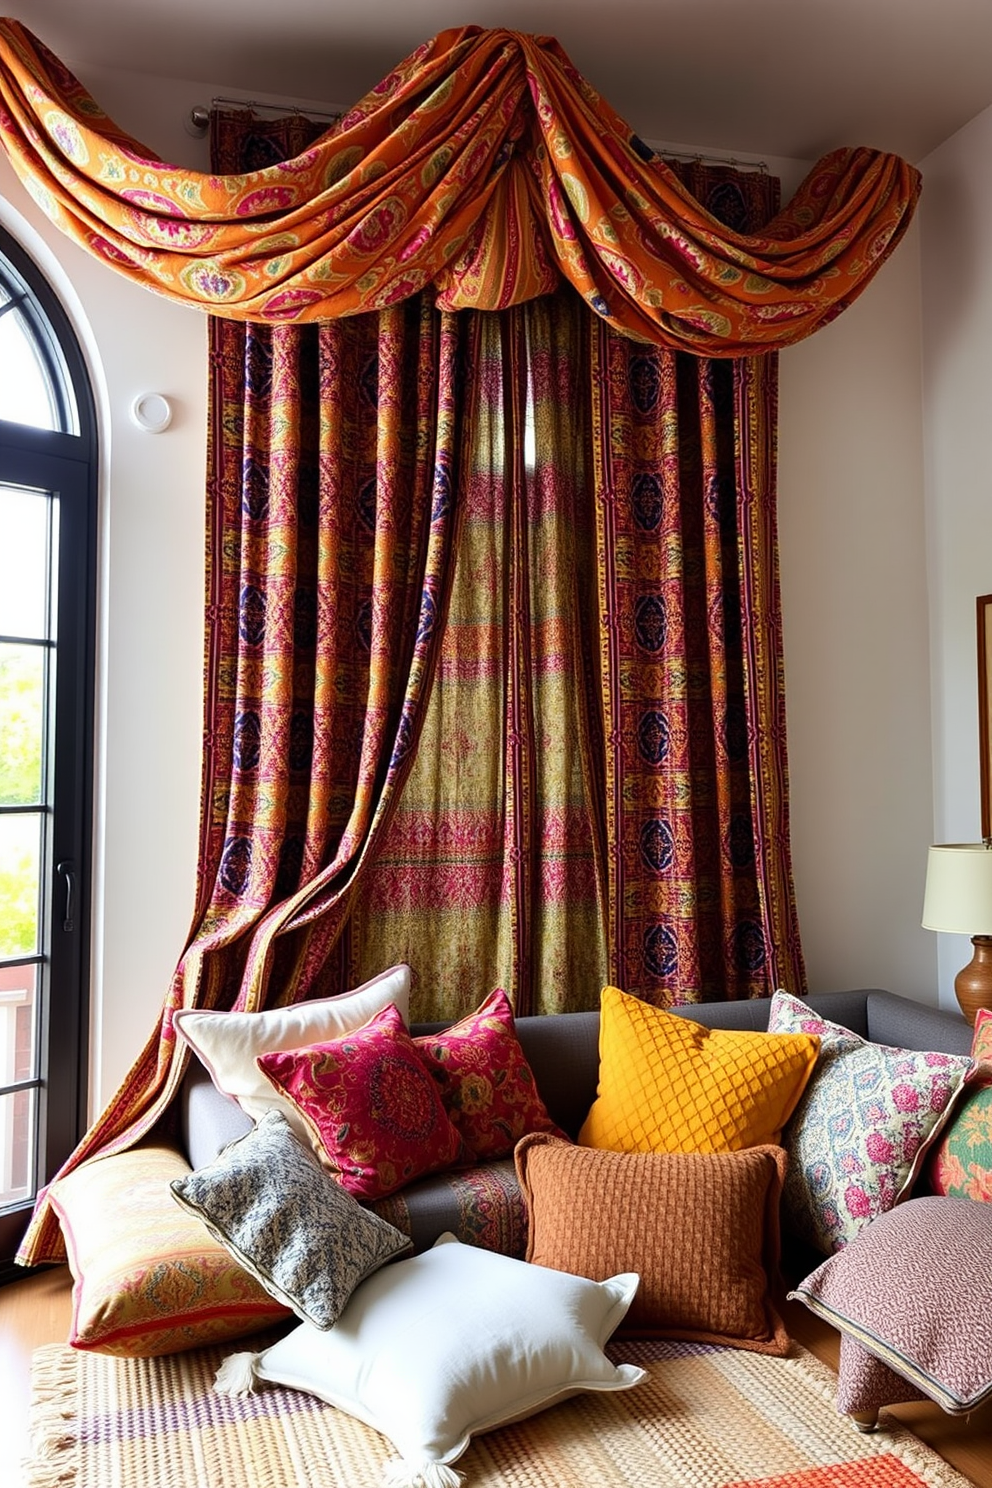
left=790, top=1195, right=992, bottom=1414
left=172, top=963, right=411, bottom=1149
left=517, top=1133, right=790, bottom=1353
left=578, top=985, right=819, bottom=1155
left=769, top=990, right=973, bottom=1252
left=170, top=1111, right=411, bottom=1329
left=48, top=1144, right=287, bottom=1356
left=368, top=1155, right=528, bottom=1258
left=413, top=988, right=563, bottom=1159
left=256, top=1003, right=467, bottom=1200
left=232, top=1233, right=644, bottom=1482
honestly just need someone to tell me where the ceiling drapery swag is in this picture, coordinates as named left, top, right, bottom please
left=0, top=18, right=920, bottom=353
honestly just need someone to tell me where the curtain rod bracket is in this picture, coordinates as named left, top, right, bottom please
left=186, top=105, right=209, bottom=138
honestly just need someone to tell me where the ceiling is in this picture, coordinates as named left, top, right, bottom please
left=11, top=0, right=992, bottom=163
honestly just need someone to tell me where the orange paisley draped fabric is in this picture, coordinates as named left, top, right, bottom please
left=0, top=18, right=920, bottom=352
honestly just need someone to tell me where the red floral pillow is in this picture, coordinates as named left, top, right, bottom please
left=256, top=1004, right=467, bottom=1201
left=414, top=988, right=565, bottom=1161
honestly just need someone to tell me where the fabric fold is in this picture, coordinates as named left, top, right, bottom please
left=0, top=19, right=920, bottom=351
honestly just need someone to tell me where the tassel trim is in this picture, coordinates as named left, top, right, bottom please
left=382, top=1459, right=464, bottom=1488
left=213, top=1350, right=261, bottom=1397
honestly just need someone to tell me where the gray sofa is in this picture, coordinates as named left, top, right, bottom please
left=180, top=987, right=973, bottom=1257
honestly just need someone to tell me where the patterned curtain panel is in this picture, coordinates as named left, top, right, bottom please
left=351, top=162, right=804, bottom=1018
left=350, top=290, right=610, bottom=1019
left=594, top=159, right=805, bottom=1004
left=0, top=19, right=920, bottom=351
left=19, top=111, right=474, bottom=1263
left=18, top=129, right=805, bottom=1265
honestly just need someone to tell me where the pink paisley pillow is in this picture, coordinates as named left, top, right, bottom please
left=414, top=989, right=565, bottom=1161
left=256, top=1004, right=467, bottom=1201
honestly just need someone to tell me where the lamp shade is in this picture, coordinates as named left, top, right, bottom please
left=922, top=844, right=992, bottom=936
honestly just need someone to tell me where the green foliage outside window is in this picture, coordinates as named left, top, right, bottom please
left=0, top=647, right=42, bottom=956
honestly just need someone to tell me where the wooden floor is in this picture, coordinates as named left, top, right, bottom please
left=2, top=1269, right=992, bottom=1486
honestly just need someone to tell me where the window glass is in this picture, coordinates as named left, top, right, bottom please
left=0, top=643, right=45, bottom=806
left=0, top=1090, right=37, bottom=1207
left=0, top=485, right=51, bottom=637
left=0, top=813, right=41, bottom=959
left=0, top=304, right=60, bottom=431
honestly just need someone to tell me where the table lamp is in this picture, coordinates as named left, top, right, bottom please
left=922, top=842, right=992, bottom=1023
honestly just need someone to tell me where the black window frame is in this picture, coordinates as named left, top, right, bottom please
left=0, top=226, right=98, bottom=1279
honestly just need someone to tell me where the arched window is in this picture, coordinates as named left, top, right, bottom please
left=0, top=227, right=97, bottom=1274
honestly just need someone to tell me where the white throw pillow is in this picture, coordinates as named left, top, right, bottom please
left=215, top=1233, right=643, bottom=1487
left=173, top=964, right=411, bottom=1143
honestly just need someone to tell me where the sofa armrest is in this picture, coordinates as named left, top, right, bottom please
left=181, top=1055, right=252, bottom=1170
left=865, top=989, right=972, bottom=1055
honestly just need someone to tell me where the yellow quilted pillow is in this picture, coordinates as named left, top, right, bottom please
left=578, top=987, right=819, bottom=1155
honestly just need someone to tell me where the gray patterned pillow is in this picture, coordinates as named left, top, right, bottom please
left=170, top=1109, right=412, bottom=1328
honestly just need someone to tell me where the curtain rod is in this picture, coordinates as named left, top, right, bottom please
left=187, top=98, right=342, bottom=136
left=658, top=148, right=769, bottom=173
left=186, top=105, right=767, bottom=175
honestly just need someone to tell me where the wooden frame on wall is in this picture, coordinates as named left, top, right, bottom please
left=979, top=595, right=992, bottom=842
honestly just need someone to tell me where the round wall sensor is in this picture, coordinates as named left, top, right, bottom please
left=129, top=392, right=173, bottom=433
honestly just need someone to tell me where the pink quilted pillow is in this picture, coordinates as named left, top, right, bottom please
left=414, top=989, right=564, bottom=1160
left=256, top=1004, right=467, bottom=1201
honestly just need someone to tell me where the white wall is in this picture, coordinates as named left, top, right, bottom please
left=778, top=218, right=938, bottom=1002
left=919, top=103, right=992, bottom=1006
left=0, top=58, right=945, bottom=1119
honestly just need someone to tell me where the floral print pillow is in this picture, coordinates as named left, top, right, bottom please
left=768, top=991, right=974, bottom=1253
left=257, top=1003, right=468, bottom=1201
left=414, top=988, right=565, bottom=1160
left=927, top=1006, right=992, bottom=1203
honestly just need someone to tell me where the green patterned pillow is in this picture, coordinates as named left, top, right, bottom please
left=927, top=1008, right=992, bottom=1202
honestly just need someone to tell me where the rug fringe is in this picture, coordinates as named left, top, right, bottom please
left=26, top=1344, right=78, bottom=1488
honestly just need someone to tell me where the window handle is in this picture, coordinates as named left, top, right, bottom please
left=57, top=860, right=76, bottom=933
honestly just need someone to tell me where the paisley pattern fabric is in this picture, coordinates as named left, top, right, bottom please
left=414, top=989, right=564, bottom=1159
left=48, top=1144, right=288, bottom=1357
left=0, top=19, right=921, bottom=352
left=257, top=1003, right=468, bottom=1200
left=769, top=991, right=974, bottom=1253
left=347, top=289, right=611, bottom=1016
left=351, top=187, right=806, bottom=1008
left=170, top=1110, right=411, bottom=1329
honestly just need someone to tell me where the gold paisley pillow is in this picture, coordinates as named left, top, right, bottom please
left=49, top=1143, right=288, bottom=1357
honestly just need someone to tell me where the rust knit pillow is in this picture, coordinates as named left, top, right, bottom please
left=515, top=1133, right=790, bottom=1354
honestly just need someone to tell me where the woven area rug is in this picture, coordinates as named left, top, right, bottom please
left=26, top=1336, right=971, bottom=1488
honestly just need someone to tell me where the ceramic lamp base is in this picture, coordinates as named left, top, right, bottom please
left=954, top=936, right=992, bottom=1025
